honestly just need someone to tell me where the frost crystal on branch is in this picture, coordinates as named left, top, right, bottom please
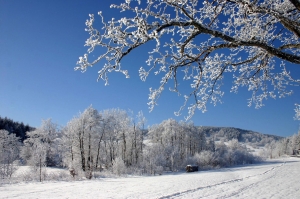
left=76, top=0, right=300, bottom=119
left=295, top=104, right=300, bottom=120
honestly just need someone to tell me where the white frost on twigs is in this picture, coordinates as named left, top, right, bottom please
left=295, top=104, right=300, bottom=120
left=76, top=0, right=300, bottom=120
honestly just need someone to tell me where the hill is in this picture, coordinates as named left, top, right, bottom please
left=197, top=126, right=283, bottom=147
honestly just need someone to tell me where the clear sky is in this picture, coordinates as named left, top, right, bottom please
left=1, top=0, right=299, bottom=137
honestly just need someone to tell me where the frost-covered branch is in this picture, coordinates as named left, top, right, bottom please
left=295, top=104, right=300, bottom=120
left=76, top=0, right=300, bottom=119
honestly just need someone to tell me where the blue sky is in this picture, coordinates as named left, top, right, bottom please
left=0, top=0, right=299, bottom=137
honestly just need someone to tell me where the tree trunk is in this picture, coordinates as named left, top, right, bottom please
left=79, top=130, right=86, bottom=172
left=95, top=136, right=103, bottom=170
left=87, top=131, right=92, bottom=179
left=122, top=132, right=126, bottom=165
left=39, top=156, right=42, bottom=182
left=70, top=143, right=74, bottom=162
left=134, top=124, right=138, bottom=165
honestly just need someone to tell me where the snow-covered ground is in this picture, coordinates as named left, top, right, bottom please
left=1, top=157, right=299, bottom=199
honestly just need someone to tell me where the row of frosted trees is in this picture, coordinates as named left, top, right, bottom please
left=18, top=106, right=214, bottom=179
left=2, top=106, right=300, bottom=181
left=260, top=135, right=300, bottom=159
left=60, top=107, right=207, bottom=178
left=61, top=107, right=146, bottom=178
left=146, top=120, right=208, bottom=174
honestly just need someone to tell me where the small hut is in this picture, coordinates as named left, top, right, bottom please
left=186, top=165, right=198, bottom=172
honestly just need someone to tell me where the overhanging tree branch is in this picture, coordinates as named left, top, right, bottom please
left=76, top=0, right=300, bottom=120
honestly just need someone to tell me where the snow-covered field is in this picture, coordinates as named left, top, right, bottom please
left=1, top=157, right=299, bottom=199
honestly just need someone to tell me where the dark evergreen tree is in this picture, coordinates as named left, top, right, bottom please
left=0, top=116, right=35, bottom=141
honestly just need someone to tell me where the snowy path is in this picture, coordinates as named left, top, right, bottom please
left=1, top=157, right=299, bottom=199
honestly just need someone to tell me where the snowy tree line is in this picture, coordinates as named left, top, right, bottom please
left=259, top=133, right=300, bottom=159
left=0, top=116, right=35, bottom=141
left=1, top=106, right=300, bottom=181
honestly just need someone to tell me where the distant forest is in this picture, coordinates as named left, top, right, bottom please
left=0, top=116, right=35, bottom=141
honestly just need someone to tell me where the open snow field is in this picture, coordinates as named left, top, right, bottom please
left=1, top=157, right=299, bottom=199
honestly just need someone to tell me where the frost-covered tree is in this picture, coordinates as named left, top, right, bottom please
left=21, top=128, right=48, bottom=182
left=40, top=119, right=61, bottom=166
left=142, top=143, right=165, bottom=175
left=194, top=150, right=215, bottom=168
left=290, top=131, right=300, bottom=155
left=0, top=130, right=21, bottom=179
left=99, top=109, right=145, bottom=168
left=130, top=111, right=147, bottom=166
left=147, top=119, right=206, bottom=171
left=62, top=107, right=147, bottom=177
left=21, top=119, right=60, bottom=167
left=61, top=117, right=82, bottom=176
left=99, top=109, right=131, bottom=167
left=31, top=136, right=47, bottom=182
left=265, top=140, right=277, bottom=159
left=112, top=156, right=127, bottom=176
left=76, top=0, right=300, bottom=119
left=194, top=139, right=259, bottom=168
left=226, top=139, right=255, bottom=165
left=274, top=138, right=290, bottom=156
left=62, top=106, right=102, bottom=179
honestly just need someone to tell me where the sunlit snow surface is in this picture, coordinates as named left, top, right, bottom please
left=1, top=157, right=299, bottom=199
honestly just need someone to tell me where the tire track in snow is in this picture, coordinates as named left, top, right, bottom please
left=158, top=178, right=244, bottom=199
left=221, top=161, right=286, bottom=199
left=158, top=162, right=285, bottom=199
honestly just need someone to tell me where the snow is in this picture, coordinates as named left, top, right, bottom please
left=1, top=157, right=299, bottom=199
